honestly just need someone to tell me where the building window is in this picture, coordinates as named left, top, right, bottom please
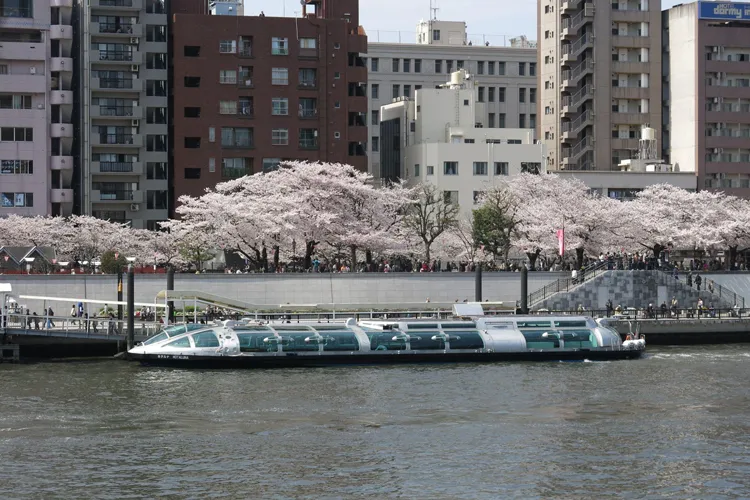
left=414, top=164, right=420, bottom=177
left=392, top=84, right=400, bottom=99
left=184, top=45, right=200, bottom=57
left=222, top=158, right=251, bottom=179
left=435, top=59, right=442, bottom=73
left=415, top=59, right=422, bottom=73
left=272, top=128, right=289, bottom=145
left=272, top=67, right=289, bottom=85
left=146, top=25, right=166, bottom=42
left=530, top=114, right=536, bottom=129
left=443, top=161, right=458, bottom=175
left=404, top=85, right=411, bottom=97
left=146, top=162, right=167, bottom=179
left=403, top=59, right=411, bottom=72
left=519, top=114, right=526, bottom=128
left=473, top=161, right=488, bottom=175
left=300, top=37, right=316, bottom=49
left=221, top=127, right=254, bottom=148
left=522, top=162, right=542, bottom=174
left=392, top=58, right=399, bottom=72
left=498, top=87, right=506, bottom=103
left=149, top=80, right=168, bottom=95
left=184, top=137, right=200, bottom=149
left=371, top=84, right=379, bottom=99
left=1, top=193, right=33, bottom=208
left=488, top=61, right=495, bottom=75
left=498, top=62, right=506, bottom=75
left=272, top=37, right=289, bottom=55
left=498, top=113, right=506, bottom=128
left=426, top=165, right=434, bottom=175
left=530, top=62, right=536, bottom=76
left=208, top=127, right=215, bottom=142
left=371, top=110, right=379, bottom=125
left=184, top=106, right=201, bottom=118
left=208, top=158, right=216, bottom=172
left=299, top=128, right=318, bottom=149
left=371, top=57, right=379, bottom=71
left=488, top=113, right=495, bottom=128
left=0, top=160, right=33, bottom=174
left=443, top=191, right=458, bottom=205
left=478, top=87, right=485, bottom=102
left=518, top=62, right=526, bottom=76
left=494, top=162, right=508, bottom=175
left=272, top=97, right=289, bottom=115
left=146, top=53, right=167, bottom=69
left=262, top=158, right=281, bottom=172
left=0, top=127, right=33, bottom=142
left=219, top=101, right=237, bottom=115
left=219, top=69, right=237, bottom=84
left=371, top=136, right=379, bottom=152
left=473, top=191, right=484, bottom=204
left=530, top=88, right=537, bottom=103
left=433, top=29, right=441, bottom=40
left=146, top=190, right=168, bottom=210
left=334, top=71, right=341, bottom=79
left=298, top=68, right=315, bottom=87
left=0, top=95, right=32, bottom=109
left=519, top=88, right=526, bottom=103
left=219, top=40, right=236, bottom=54
left=184, top=168, right=201, bottom=179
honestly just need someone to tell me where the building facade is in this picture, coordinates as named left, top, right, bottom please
left=538, top=0, right=662, bottom=171
left=168, top=0, right=368, bottom=207
left=366, top=19, right=538, bottom=177
left=380, top=70, right=545, bottom=219
left=665, top=1, right=750, bottom=196
left=1, top=0, right=73, bottom=216
left=75, top=0, right=169, bottom=229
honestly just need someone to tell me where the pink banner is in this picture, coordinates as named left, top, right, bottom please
left=556, top=229, right=565, bottom=256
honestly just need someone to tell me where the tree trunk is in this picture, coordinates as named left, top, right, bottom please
left=365, top=249, right=373, bottom=267
left=651, top=244, right=665, bottom=261
left=349, top=245, right=357, bottom=270
left=424, top=243, right=431, bottom=263
left=273, top=245, right=280, bottom=270
left=728, top=245, right=738, bottom=270
left=575, top=247, right=585, bottom=270
left=260, top=247, right=268, bottom=272
left=526, top=249, right=540, bottom=270
left=304, top=241, right=316, bottom=270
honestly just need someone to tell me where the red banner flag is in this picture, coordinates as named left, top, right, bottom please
left=556, top=229, right=565, bottom=256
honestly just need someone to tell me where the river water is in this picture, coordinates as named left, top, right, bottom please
left=1, top=345, right=749, bottom=499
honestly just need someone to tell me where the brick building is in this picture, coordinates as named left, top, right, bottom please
left=169, top=0, right=368, bottom=209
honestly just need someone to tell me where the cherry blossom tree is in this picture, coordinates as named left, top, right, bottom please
left=403, top=183, right=459, bottom=262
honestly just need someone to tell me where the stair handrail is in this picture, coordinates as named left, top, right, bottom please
left=527, top=260, right=608, bottom=307
left=657, top=269, right=746, bottom=309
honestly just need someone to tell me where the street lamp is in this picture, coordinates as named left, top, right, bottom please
left=23, top=257, right=35, bottom=274
left=126, top=256, right=136, bottom=272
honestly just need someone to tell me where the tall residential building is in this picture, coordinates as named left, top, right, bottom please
left=538, top=0, right=662, bottom=171
left=169, top=0, right=368, bottom=206
left=76, top=0, right=169, bottom=229
left=366, top=19, right=538, bottom=177
left=380, top=70, right=545, bottom=219
left=665, top=1, right=750, bottom=195
left=1, top=0, right=73, bottom=215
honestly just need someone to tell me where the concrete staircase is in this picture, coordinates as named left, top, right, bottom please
left=530, top=269, right=743, bottom=311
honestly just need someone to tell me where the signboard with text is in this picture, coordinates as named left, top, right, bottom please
left=699, top=2, right=750, bottom=20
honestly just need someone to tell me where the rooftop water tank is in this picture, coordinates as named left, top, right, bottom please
left=641, top=127, right=656, bottom=141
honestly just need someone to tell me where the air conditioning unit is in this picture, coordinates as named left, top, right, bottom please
left=130, top=37, right=139, bottom=44
left=131, top=65, right=139, bottom=72
left=131, top=119, right=139, bottom=127
left=713, top=97, right=720, bottom=103
left=29, top=67, right=36, bottom=74
left=713, top=47, right=719, bottom=53
left=130, top=204, right=140, bottom=212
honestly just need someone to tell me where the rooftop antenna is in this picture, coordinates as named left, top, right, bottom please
left=430, top=0, right=439, bottom=20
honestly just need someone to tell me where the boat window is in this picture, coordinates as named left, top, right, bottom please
left=408, top=332, right=445, bottom=350
left=367, top=332, right=406, bottom=351
left=447, top=331, right=484, bottom=350
left=554, top=320, right=588, bottom=328
left=406, top=323, right=439, bottom=330
left=274, top=325, right=313, bottom=331
left=165, top=336, right=191, bottom=348
left=516, top=321, right=552, bottom=328
left=192, top=331, right=220, bottom=348
left=440, top=322, right=476, bottom=329
left=313, top=325, right=352, bottom=331
left=486, top=322, right=514, bottom=329
left=143, top=332, right=169, bottom=345
left=164, top=323, right=206, bottom=336
left=322, top=332, right=360, bottom=351
left=560, top=329, right=597, bottom=348
left=238, top=326, right=271, bottom=332
left=282, top=332, right=320, bottom=352
left=237, top=332, right=276, bottom=352
left=521, top=330, right=559, bottom=349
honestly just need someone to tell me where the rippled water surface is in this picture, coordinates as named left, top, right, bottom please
left=1, top=346, right=750, bottom=499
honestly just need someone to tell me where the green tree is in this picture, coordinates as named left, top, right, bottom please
left=471, top=187, right=520, bottom=266
left=100, top=250, right=127, bottom=275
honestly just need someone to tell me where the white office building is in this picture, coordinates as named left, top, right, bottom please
left=379, top=69, right=545, bottom=219
left=365, top=19, right=538, bottom=177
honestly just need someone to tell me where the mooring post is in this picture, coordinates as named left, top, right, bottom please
left=520, top=266, right=529, bottom=314
left=475, top=263, right=483, bottom=302
left=166, top=266, right=175, bottom=325
left=127, top=265, right=135, bottom=350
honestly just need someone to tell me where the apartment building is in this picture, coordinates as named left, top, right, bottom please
left=76, top=0, right=169, bottom=229
left=665, top=1, right=750, bottom=196
left=169, top=0, right=368, bottom=206
left=380, top=70, right=545, bottom=219
left=366, top=19, right=538, bottom=177
left=1, top=0, right=73, bottom=216
left=538, top=0, right=662, bottom=171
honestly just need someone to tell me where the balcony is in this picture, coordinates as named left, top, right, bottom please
left=299, top=108, right=318, bottom=119
left=611, top=61, right=649, bottom=73
left=611, top=112, right=645, bottom=125
left=50, top=189, right=74, bottom=204
left=347, top=32, right=367, bottom=53
left=349, top=95, right=367, bottom=112
left=0, top=42, right=45, bottom=61
left=299, top=47, right=318, bottom=59
left=559, top=0, right=579, bottom=13
left=92, top=50, right=141, bottom=64
left=51, top=0, right=74, bottom=7
left=92, top=134, right=143, bottom=147
left=0, top=74, right=44, bottom=94
left=299, top=139, right=319, bottom=150
left=91, top=0, right=143, bottom=10
left=239, top=45, right=253, bottom=58
left=51, top=156, right=74, bottom=170
left=92, top=77, right=142, bottom=92
left=91, top=104, right=142, bottom=119
left=50, top=90, right=73, bottom=105
left=91, top=161, right=143, bottom=175
left=611, top=87, right=648, bottom=99
left=298, top=79, right=318, bottom=90
left=51, top=123, right=74, bottom=138
left=561, top=59, right=593, bottom=89
left=347, top=66, right=367, bottom=83
left=561, top=110, right=594, bottom=140
left=0, top=6, right=32, bottom=18
left=92, top=190, right=143, bottom=203
left=50, top=25, right=73, bottom=41
left=92, top=22, right=142, bottom=37
left=238, top=75, right=254, bottom=88
left=570, top=33, right=594, bottom=59
left=51, top=57, right=74, bottom=72
left=611, top=35, right=650, bottom=49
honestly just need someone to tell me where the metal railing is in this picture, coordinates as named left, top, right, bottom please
left=100, top=0, right=134, bottom=6
left=299, top=139, right=319, bottom=149
left=99, top=190, right=134, bottom=201
left=99, top=161, right=134, bottom=173
left=562, top=110, right=594, bottom=135
left=0, top=314, right=162, bottom=338
left=99, top=78, right=133, bottom=89
left=100, top=105, right=134, bottom=116
left=99, top=50, right=133, bottom=61
left=299, top=108, right=317, bottom=118
left=100, top=133, right=134, bottom=145
left=99, top=22, right=134, bottom=34
left=0, top=7, right=33, bottom=17
left=656, top=268, right=747, bottom=309
left=562, top=59, right=594, bottom=86
left=528, top=261, right=608, bottom=306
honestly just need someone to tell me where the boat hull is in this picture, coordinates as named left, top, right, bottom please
left=129, top=349, right=645, bottom=369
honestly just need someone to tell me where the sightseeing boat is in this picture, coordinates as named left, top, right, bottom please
left=127, top=310, right=646, bottom=368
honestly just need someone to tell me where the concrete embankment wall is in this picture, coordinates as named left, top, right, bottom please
left=0, top=272, right=563, bottom=313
